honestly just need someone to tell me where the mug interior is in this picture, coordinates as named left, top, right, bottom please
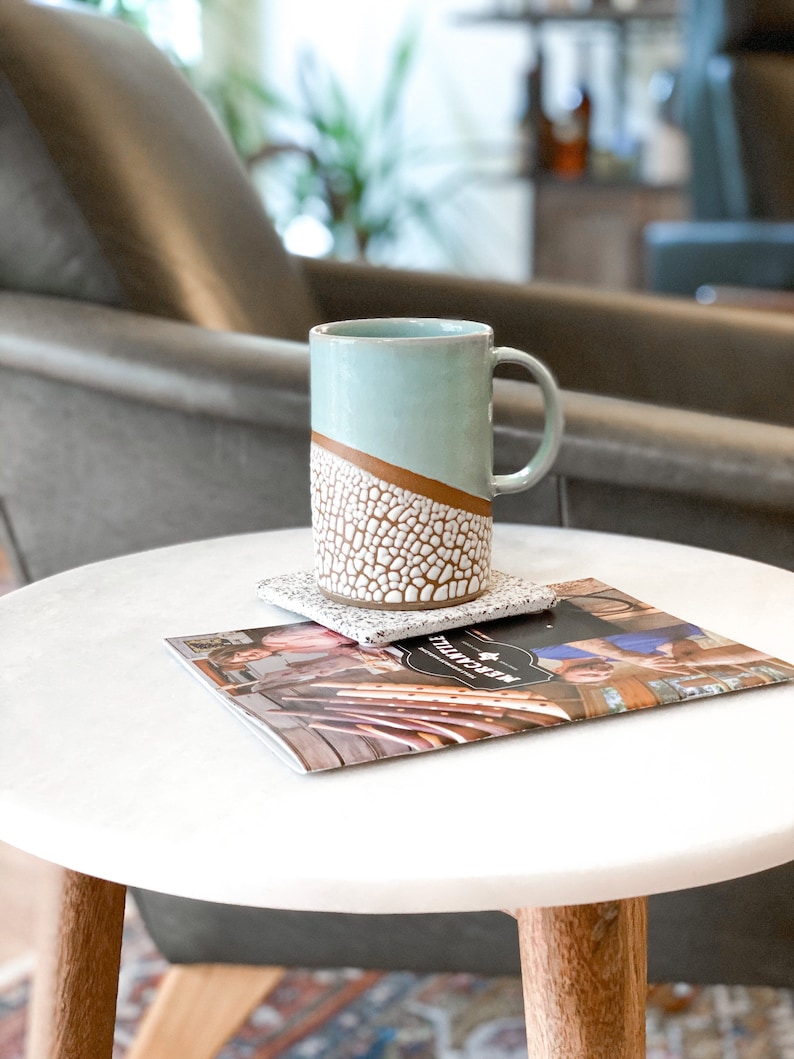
left=312, top=318, right=491, bottom=340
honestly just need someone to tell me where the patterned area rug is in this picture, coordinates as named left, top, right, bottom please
left=0, top=913, right=792, bottom=1058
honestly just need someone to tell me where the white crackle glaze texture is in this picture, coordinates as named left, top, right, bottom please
left=311, top=443, right=492, bottom=607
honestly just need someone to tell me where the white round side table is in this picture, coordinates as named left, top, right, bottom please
left=1, top=525, right=792, bottom=1059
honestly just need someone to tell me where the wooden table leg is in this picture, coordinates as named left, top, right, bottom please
left=516, top=897, right=647, bottom=1059
left=25, top=866, right=126, bottom=1059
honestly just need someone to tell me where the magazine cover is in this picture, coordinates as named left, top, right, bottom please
left=165, top=578, right=794, bottom=774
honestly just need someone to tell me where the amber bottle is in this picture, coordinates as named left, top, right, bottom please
left=550, top=83, right=591, bottom=180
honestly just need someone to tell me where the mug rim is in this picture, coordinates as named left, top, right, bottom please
left=310, top=317, right=494, bottom=341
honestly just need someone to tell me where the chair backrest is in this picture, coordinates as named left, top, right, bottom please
left=682, top=0, right=794, bottom=220
left=0, top=0, right=318, bottom=338
left=707, top=53, right=794, bottom=219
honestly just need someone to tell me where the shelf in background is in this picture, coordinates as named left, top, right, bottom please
left=532, top=179, right=690, bottom=290
left=530, top=173, right=686, bottom=191
left=457, top=2, right=680, bottom=26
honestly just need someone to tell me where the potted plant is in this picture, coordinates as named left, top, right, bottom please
left=228, top=24, right=466, bottom=263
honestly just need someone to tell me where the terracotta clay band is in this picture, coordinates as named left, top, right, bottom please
left=311, top=432, right=492, bottom=518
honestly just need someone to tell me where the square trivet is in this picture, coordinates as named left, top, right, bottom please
left=255, top=569, right=557, bottom=646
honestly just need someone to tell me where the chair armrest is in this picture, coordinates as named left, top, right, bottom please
left=494, top=379, right=794, bottom=513
left=296, top=255, right=794, bottom=426
left=0, top=292, right=313, bottom=580
left=3, top=290, right=791, bottom=512
left=493, top=378, right=794, bottom=570
left=0, top=291, right=310, bottom=429
left=695, top=285, right=794, bottom=313
left=2, top=290, right=791, bottom=516
left=1, top=291, right=791, bottom=577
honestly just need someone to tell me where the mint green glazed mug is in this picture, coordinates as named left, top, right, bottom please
left=310, top=318, right=564, bottom=610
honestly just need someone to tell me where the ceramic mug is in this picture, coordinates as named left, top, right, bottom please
left=310, top=318, right=563, bottom=609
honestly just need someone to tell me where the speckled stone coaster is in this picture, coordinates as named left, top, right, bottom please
left=255, top=570, right=557, bottom=646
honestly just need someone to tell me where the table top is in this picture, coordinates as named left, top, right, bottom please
left=0, top=525, right=792, bottom=914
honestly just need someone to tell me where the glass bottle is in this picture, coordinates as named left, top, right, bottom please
left=550, top=81, right=592, bottom=179
left=516, top=45, right=554, bottom=177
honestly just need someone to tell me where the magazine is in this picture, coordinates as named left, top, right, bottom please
left=165, top=577, right=794, bottom=774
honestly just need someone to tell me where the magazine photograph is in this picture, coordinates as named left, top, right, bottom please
left=165, top=578, right=794, bottom=774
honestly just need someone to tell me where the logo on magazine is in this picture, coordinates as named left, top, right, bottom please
left=398, top=628, right=552, bottom=691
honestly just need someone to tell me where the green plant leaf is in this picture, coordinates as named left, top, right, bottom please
left=376, top=17, right=421, bottom=134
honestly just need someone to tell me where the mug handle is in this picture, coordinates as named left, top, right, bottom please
left=491, top=347, right=564, bottom=496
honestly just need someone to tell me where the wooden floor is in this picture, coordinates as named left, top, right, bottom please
left=0, top=545, right=54, bottom=967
